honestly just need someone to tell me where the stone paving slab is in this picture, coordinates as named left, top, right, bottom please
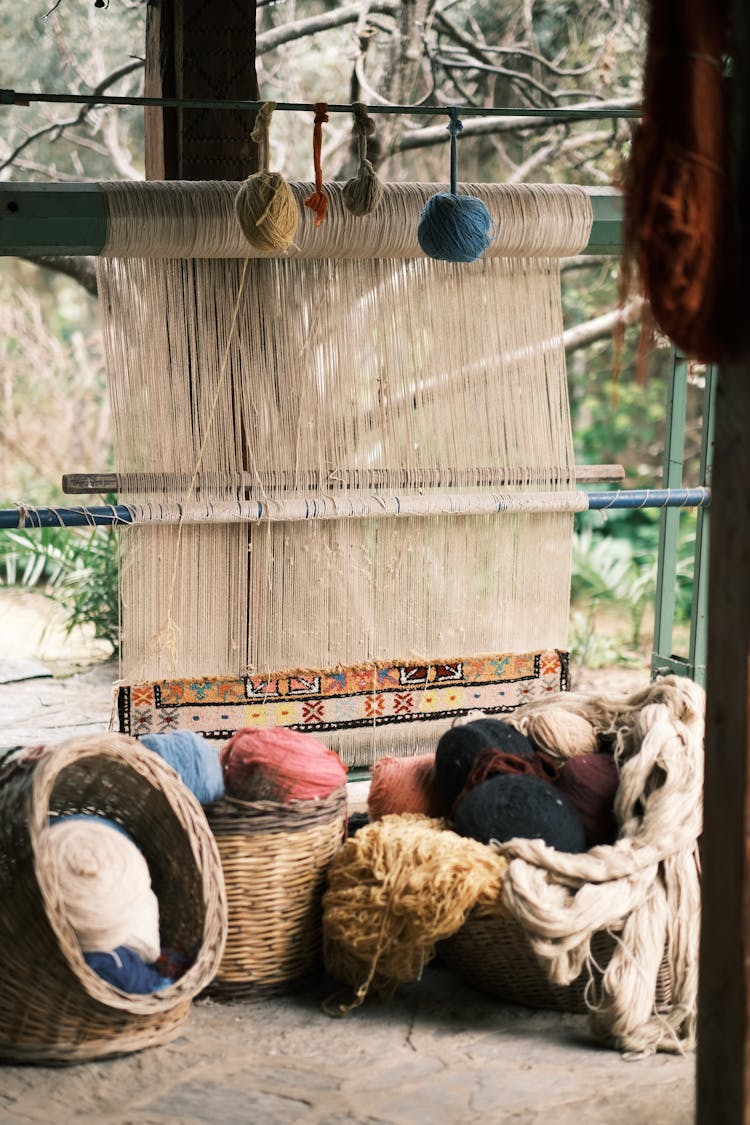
left=0, top=967, right=694, bottom=1125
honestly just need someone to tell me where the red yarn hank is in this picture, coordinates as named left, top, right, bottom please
left=451, top=747, right=559, bottom=818
left=554, top=752, right=620, bottom=848
left=367, top=754, right=450, bottom=821
left=304, top=102, right=329, bottom=227
left=220, top=726, right=346, bottom=803
left=621, top=0, right=738, bottom=362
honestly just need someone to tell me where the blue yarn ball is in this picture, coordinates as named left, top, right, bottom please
left=84, top=946, right=172, bottom=994
left=417, top=192, right=493, bottom=263
left=138, top=730, right=224, bottom=806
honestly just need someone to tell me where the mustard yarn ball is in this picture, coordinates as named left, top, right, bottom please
left=235, top=170, right=299, bottom=252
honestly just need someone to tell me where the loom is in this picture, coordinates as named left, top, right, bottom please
left=0, top=174, right=711, bottom=762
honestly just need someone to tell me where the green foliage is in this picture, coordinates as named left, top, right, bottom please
left=0, top=523, right=120, bottom=654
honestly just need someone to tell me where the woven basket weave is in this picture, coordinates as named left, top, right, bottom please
left=206, top=784, right=347, bottom=999
left=439, top=911, right=672, bottom=1013
left=0, top=734, right=227, bottom=1063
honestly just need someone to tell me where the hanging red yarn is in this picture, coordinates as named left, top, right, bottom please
left=621, top=0, right=737, bottom=362
left=366, top=754, right=450, bottom=821
left=304, top=102, right=329, bottom=227
left=220, top=727, right=347, bottom=803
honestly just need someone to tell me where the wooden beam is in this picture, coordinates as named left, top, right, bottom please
left=145, top=0, right=259, bottom=181
left=0, top=182, right=624, bottom=257
left=696, top=0, right=750, bottom=1119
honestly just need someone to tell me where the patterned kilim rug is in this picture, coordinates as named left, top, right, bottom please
left=115, top=650, right=569, bottom=767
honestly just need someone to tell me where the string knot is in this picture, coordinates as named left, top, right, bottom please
left=304, top=101, right=330, bottom=227
left=343, top=101, right=383, bottom=217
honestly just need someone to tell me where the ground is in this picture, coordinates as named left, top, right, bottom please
left=0, top=589, right=694, bottom=1125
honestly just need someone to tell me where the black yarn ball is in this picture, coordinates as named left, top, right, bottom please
left=434, top=719, right=534, bottom=808
left=453, top=773, right=587, bottom=853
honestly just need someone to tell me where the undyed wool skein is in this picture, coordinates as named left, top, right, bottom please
left=520, top=707, right=599, bottom=760
left=221, top=726, right=347, bottom=802
left=342, top=102, right=383, bottom=217
left=46, top=817, right=161, bottom=963
left=234, top=101, right=298, bottom=252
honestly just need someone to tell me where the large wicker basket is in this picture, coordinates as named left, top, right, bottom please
left=0, top=734, right=227, bottom=1063
left=206, top=784, right=347, bottom=999
left=439, top=914, right=672, bottom=1013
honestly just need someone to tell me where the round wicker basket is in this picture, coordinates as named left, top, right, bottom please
left=206, top=783, right=347, bottom=1000
left=0, top=734, right=227, bottom=1064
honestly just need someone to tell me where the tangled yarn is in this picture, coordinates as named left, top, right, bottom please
left=46, top=817, right=161, bottom=963
left=234, top=101, right=298, bottom=252
left=221, top=726, right=347, bottom=803
left=497, top=676, right=705, bottom=1055
left=322, top=814, right=508, bottom=1006
left=138, top=730, right=224, bottom=806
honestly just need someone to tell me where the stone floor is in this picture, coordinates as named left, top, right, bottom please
left=0, top=591, right=694, bottom=1124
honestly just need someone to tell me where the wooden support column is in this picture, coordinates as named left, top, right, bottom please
left=144, top=0, right=259, bottom=181
left=697, top=0, right=750, bottom=1120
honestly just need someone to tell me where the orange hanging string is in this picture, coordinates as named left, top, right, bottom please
left=304, top=102, right=329, bottom=227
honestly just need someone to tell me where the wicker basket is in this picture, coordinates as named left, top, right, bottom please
left=439, top=911, right=671, bottom=1013
left=0, top=735, right=227, bottom=1063
left=206, top=784, right=347, bottom=1000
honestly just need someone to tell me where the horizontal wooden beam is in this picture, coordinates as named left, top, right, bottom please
left=0, top=182, right=623, bottom=257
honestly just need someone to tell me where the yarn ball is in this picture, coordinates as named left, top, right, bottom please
left=342, top=160, right=383, bottom=216
left=47, top=817, right=161, bottom=962
left=234, top=170, right=299, bottom=252
left=417, top=192, right=493, bottom=263
left=521, top=707, right=599, bottom=760
left=367, top=753, right=449, bottom=821
left=221, top=726, right=347, bottom=803
left=555, top=752, right=620, bottom=847
left=453, top=773, right=587, bottom=853
left=138, top=730, right=224, bottom=806
left=435, top=718, right=535, bottom=809
left=84, top=947, right=172, bottom=994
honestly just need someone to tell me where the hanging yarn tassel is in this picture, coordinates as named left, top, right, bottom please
left=417, top=107, right=493, bottom=263
left=342, top=102, right=383, bottom=217
left=304, top=102, right=329, bottom=227
left=234, top=101, right=299, bottom=253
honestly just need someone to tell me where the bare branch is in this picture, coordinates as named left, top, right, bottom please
left=19, top=256, right=98, bottom=298
left=563, top=297, right=644, bottom=354
left=257, top=1, right=399, bottom=56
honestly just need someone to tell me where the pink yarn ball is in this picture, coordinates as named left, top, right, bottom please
left=367, top=754, right=449, bottom=821
left=220, top=727, right=347, bottom=803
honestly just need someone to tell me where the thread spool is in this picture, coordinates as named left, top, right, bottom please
left=417, top=108, right=493, bottom=264
left=235, top=101, right=298, bottom=252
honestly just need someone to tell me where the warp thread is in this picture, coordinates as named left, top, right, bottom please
left=366, top=753, right=449, bottom=821
left=342, top=102, right=383, bottom=217
left=220, top=726, right=347, bottom=803
left=322, top=814, right=509, bottom=1008
left=453, top=773, right=587, bottom=853
left=46, top=816, right=161, bottom=963
left=138, top=730, right=224, bottom=805
left=304, top=102, right=330, bottom=227
left=417, top=108, right=493, bottom=263
left=234, top=101, right=299, bottom=252
left=84, top=946, right=172, bottom=994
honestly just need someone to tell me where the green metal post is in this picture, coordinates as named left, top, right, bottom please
left=687, top=363, right=716, bottom=687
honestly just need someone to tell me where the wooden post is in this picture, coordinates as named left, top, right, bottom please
left=696, top=0, right=750, bottom=1120
left=144, top=0, right=259, bottom=181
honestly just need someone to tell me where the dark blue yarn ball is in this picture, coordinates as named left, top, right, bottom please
left=138, top=730, right=225, bottom=806
left=417, top=192, right=493, bottom=263
left=453, top=773, right=587, bottom=853
left=434, top=718, right=534, bottom=808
